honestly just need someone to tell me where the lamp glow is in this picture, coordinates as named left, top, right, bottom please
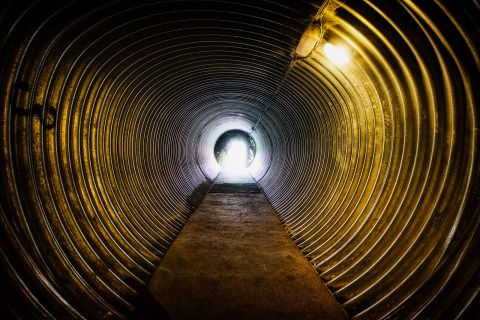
left=324, top=43, right=350, bottom=65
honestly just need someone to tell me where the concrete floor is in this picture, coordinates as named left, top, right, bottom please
left=133, top=170, right=348, bottom=320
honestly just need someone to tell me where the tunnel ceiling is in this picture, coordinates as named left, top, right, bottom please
left=1, top=1, right=479, bottom=319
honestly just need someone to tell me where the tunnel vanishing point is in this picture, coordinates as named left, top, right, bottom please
left=1, top=1, right=479, bottom=319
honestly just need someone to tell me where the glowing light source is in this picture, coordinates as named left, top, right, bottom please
left=223, top=140, right=248, bottom=169
left=323, top=42, right=350, bottom=65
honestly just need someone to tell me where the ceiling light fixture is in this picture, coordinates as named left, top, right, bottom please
left=295, top=22, right=322, bottom=58
left=251, top=0, right=343, bottom=132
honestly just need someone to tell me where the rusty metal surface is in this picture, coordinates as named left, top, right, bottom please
left=0, top=1, right=479, bottom=319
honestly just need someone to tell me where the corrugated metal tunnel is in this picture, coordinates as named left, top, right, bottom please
left=1, top=1, right=479, bottom=319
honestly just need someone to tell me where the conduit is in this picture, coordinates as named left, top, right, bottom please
left=0, top=1, right=479, bottom=319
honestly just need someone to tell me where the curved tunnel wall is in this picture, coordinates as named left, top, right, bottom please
left=0, top=1, right=479, bottom=319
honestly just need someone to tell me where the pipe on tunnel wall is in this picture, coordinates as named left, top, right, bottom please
left=0, top=1, right=479, bottom=319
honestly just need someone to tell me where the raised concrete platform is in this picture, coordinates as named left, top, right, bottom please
left=133, top=170, right=348, bottom=320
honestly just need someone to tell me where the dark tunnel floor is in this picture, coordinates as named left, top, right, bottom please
left=132, top=170, right=348, bottom=320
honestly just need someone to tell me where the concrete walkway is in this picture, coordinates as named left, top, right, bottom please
left=133, top=170, right=348, bottom=320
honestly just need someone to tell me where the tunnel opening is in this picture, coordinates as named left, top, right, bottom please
left=214, top=129, right=256, bottom=170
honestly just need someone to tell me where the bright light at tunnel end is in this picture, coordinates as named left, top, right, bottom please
left=223, top=140, right=248, bottom=170
left=213, top=129, right=257, bottom=177
left=324, top=42, right=350, bottom=65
